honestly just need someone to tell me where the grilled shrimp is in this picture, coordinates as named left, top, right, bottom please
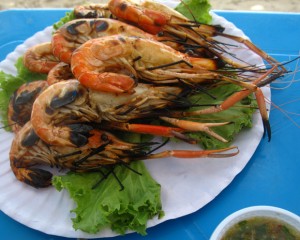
left=108, top=0, right=284, bottom=70
left=47, top=62, right=75, bottom=85
left=10, top=122, right=238, bottom=188
left=10, top=122, right=146, bottom=188
left=7, top=80, right=48, bottom=133
left=74, top=3, right=113, bottom=19
left=23, top=42, right=60, bottom=73
left=30, top=80, right=187, bottom=147
left=70, top=35, right=253, bottom=94
left=30, top=79, right=240, bottom=146
left=51, top=18, right=154, bottom=64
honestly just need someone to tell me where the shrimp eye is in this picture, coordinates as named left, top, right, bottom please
left=101, top=133, right=109, bottom=142
left=185, top=49, right=194, bottom=56
left=157, top=31, right=164, bottom=37
left=119, top=2, right=127, bottom=11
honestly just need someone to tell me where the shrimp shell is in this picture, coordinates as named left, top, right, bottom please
left=23, top=42, right=59, bottom=73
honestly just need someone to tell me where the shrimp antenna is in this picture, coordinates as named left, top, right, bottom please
left=91, top=166, right=115, bottom=190
left=74, top=141, right=111, bottom=166
left=54, top=150, right=82, bottom=160
left=179, top=80, right=217, bottom=99
left=188, top=26, right=253, bottom=65
left=178, top=0, right=198, bottom=24
left=119, top=163, right=142, bottom=176
left=257, top=70, right=287, bottom=88
left=0, top=122, right=17, bottom=130
left=111, top=170, right=125, bottom=191
left=276, top=55, right=300, bottom=70
left=92, top=164, right=140, bottom=191
left=124, top=139, right=169, bottom=159
left=179, top=0, right=224, bottom=33
left=163, top=89, right=215, bottom=110
left=146, top=138, right=170, bottom=155
left=146, top=59, right=193, bottom=70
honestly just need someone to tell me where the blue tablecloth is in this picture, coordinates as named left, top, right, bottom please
left=0, top=9, right=299, bottom=240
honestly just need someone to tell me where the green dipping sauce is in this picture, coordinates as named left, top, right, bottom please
left=221, top=216, right=300, bottom=240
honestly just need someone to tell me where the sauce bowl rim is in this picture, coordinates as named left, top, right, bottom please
left=210, top=205, right=300, bottom=240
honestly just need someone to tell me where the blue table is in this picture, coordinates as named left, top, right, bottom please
left=0, top=9, right=300, bottom=240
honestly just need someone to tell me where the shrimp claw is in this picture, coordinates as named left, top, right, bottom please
left=160, top=117, right=229, bottom=143
left=144, top=146, right=239, bottom=159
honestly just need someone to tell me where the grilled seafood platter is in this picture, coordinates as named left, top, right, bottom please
left=0, top=0, right=285, bottom=238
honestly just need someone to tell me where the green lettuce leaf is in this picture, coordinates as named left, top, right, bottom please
left=185, top=83, right=256, bottom=149
left=175, top=0, right=212, bottom=24
left=0, top=57, right=46, bottom=129
left=52, top=161, right=164, bottom=235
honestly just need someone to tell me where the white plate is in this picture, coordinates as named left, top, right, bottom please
left=0, top=2, right=268, bottom=239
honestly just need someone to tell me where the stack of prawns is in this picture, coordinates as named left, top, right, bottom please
left=8, top=0, right=285, bottom=188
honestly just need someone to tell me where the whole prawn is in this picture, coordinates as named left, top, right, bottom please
left=30, top=79, right=232, bottom=147
left=70, top=35, right=246, bottom=94
left=30, top=80, right=196, bottom=147
left=51, top=18, right=155, bottom=64
left=10, top=122, right=238, bottom=188
left=52, top=16, right=216, bottom=64
left=108, top=0, right=284, bottom=71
